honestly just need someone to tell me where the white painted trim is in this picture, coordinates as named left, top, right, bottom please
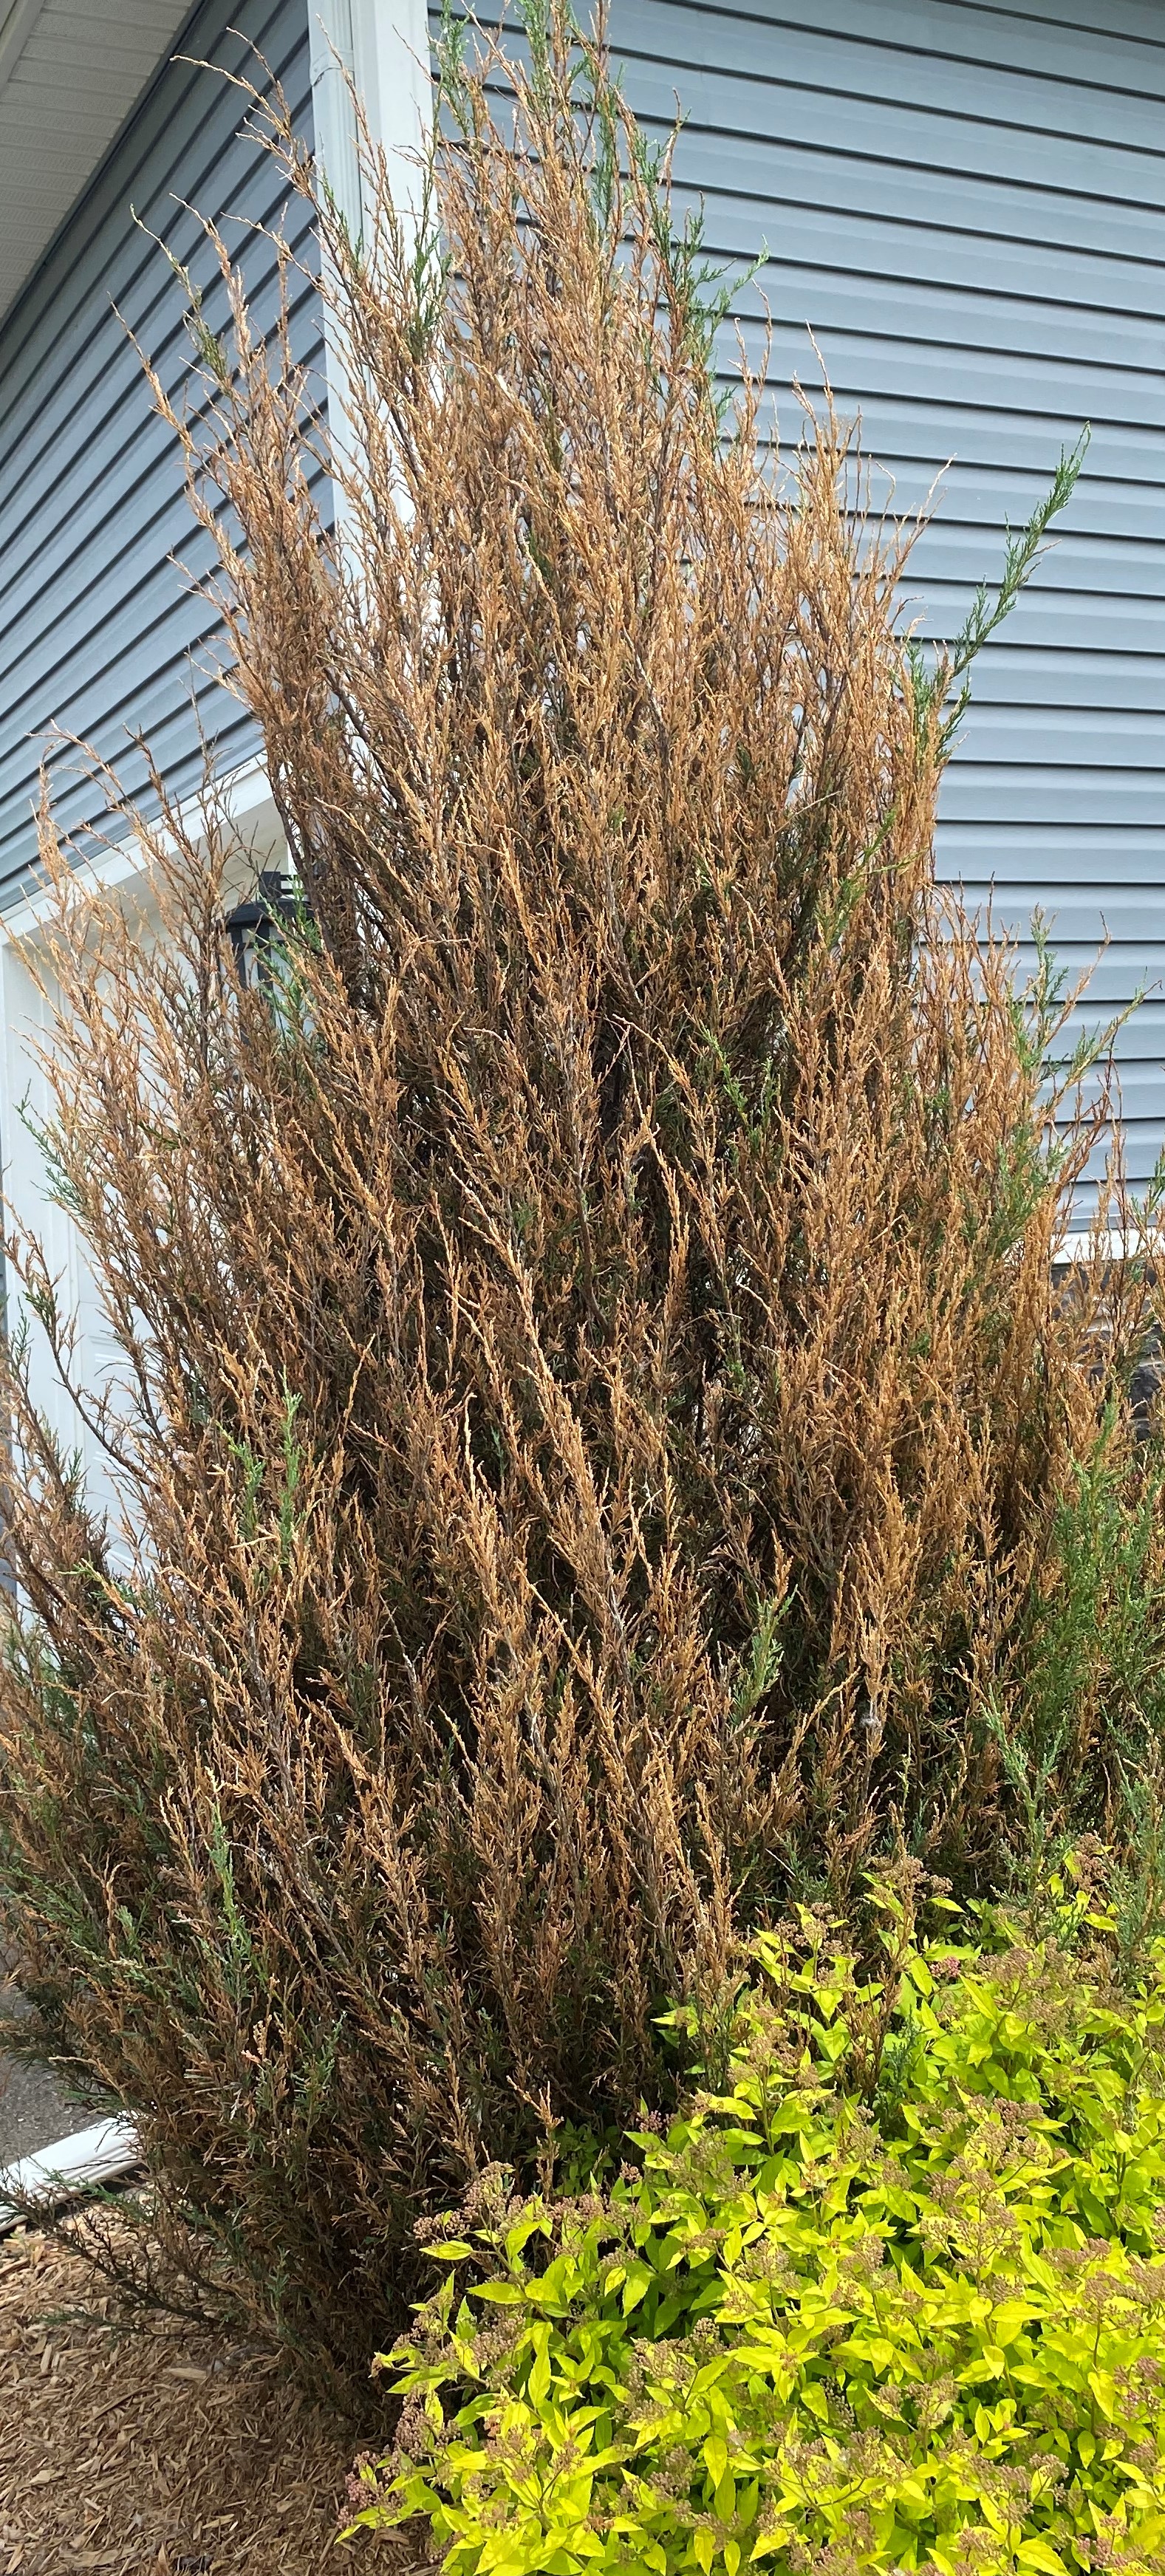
left=0, top=754, right=287, bottom=1561
left=0, top=756, right=279, bottom=946
left=351, top=0, right=431, bottom=217
left=308, top=1, right=433, bottom=476
left=309, top=0, right=362, bottom=238
left=310, top=0, right=431, bottom=228
left=0, top=2115, right=140, bottom=2232
left=1058, top=1228, right=1161, bottom=1267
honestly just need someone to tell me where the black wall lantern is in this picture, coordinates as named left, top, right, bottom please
left=224, top=870, right=311, bottom=992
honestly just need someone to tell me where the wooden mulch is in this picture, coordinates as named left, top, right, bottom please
left=0, top=2221, right=418, bottom=2576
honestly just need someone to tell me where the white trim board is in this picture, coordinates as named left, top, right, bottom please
left=308, top=1, right=432, bottom=482
left=0, top=755, right=287, bottom=1550
left=351, top=0, right=431, bottom=197
left=0, top=756, right=281, bottom=947
left=1058, top=1229, right=1165, bottom=1268
left=310, top=0, right=431, bottom=226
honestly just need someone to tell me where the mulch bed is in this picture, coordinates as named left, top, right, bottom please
left=0, top=2222, right=421, bottom=2576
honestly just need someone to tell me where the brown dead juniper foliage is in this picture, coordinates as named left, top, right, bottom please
left=0, top=3, right=1162, bottom=2405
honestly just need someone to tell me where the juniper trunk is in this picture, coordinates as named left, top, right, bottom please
left=0, top=7, right=1157, bottom=2402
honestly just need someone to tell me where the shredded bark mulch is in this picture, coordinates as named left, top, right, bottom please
left=0, top=2221, right=414, bottom=2576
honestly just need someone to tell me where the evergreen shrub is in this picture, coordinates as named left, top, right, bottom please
left=0, top=5, right=1162, bottom=2404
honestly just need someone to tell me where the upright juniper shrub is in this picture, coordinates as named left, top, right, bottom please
left=0, top=6, right=1162, bottom=2403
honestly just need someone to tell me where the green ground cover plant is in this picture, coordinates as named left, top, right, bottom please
left=353, top=1882, right=1165, bottom=2574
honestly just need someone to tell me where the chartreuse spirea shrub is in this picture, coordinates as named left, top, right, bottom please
left=351, top=1899, right=1165, bottom=2575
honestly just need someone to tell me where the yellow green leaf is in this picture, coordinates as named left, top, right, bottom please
left=703, top=2433, right=729, bottom=2487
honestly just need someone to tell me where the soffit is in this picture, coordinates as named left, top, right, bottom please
left=0, top=0, right=195, bottom=327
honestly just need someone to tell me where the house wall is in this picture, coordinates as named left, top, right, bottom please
left=0, top=783, right=284, bottom=1549
left=0, top=0, right=319, bottom=1537
left=3, top=0, right=1161, bottom=1542
left=0, top=0, right=321, bottom=908
left=441, top=0, right=1165, bottom=1212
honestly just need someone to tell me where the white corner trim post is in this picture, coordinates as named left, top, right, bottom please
left=310, top=0, right=431, bottom=228
left=309, top=0, right=433, bottom=483
left=351, top=0, right=431, bottom=213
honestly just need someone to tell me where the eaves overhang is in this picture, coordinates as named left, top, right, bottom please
left=0, top=0, right=196, bottom=329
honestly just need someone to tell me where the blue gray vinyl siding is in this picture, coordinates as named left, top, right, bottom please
left=447, top=0, right=1165, bottom=1212
left=609, top=0, right=1165, bottom=1210
left=0, top=0, right=320, bottom=901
